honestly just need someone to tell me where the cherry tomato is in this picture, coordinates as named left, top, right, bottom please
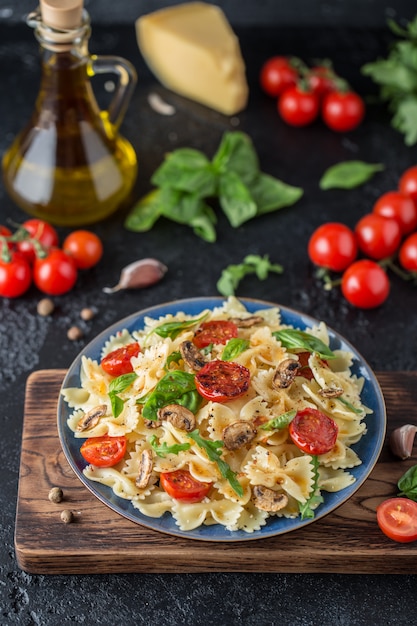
left=33, top=248, right=78, bottom=295
left=278, top=86, right=320, bottom=127
left=399, top=232, right=417, bottom=272
left=193, top=320, right=238, bottom=349
left=260, top=56, right=298, bottom=97
left=321, top=90, right=365, bottom=132
left=0, top=225, right=13, bottom=253
left=0, top=250, right=32, bottom=298
left=289, top=408, right=338, bottom=456
left=399, top=165, right=417, bottom=204
left=195, top=360, right=250, bottom=403
left=160, top=469, right=212, bottom=503
left=16, top=218, right=59, bottom=264
left=101, top=342, right=141, bottom=376
left=341, top=260, right=390, bottom=309
left=295, top=352, right=328, bottom=381
left=308, top=222, right=358, bottom=272
left=355, top=213, right=402, bottom=260
left=80, top=435, right=127, bottom=468
left=307, top=65, right=335, bottom=98
left=377, top=498, right=417, bottom=543
left=373, top=191, right=417, bottom=235
left=63, top=230, right=103, bottom=270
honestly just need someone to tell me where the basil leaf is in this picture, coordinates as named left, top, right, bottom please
left=165, top=351, right=182, bottom=370
left=249, top=173, right=303, bottom=215
left=108, top=372, right=137, bottom=395
left=189, top=204, right=217, bottom=243
left=218, top=170, right=257, bottom=227
left=142, top=371, right=197, bottom=421
left=149, top=435, right=191, bottom=459
left=153, top=312, right=209, bottom=340
left=187, top=429, right=244, bottom=497
left=337, top=396, right=363, bottom=415
left=212, top=131, right=259, bottom=185
left=124, top=190, right=162, bottom=232
left=319, top=161, right=384, bottom=190
left=175, top=389, right=202, bottom=414
left=397, top=465, right=417, bottom=502
left=109, top=393, right=125, bottom=419
left=298, top=455, right=324, bottom=520
left=261, top=410, right=297, bottom=431
left=221, top=338, right=249, bottom=361
left=151, top=148, right=217, bottom=197
left=217, top=254, right=283, bottom=297
left=273, top=328, right=335, bottom=360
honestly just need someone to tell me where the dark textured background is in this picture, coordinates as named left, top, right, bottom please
left=1, top=1, right=417, bottom=624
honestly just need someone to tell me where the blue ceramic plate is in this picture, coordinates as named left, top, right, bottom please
left=57, top=297, right=386, bottom=542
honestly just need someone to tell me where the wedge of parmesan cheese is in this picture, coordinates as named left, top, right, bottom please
left=135, top=2, right=249, bottom=115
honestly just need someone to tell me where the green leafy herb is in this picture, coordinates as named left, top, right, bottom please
left=217, top=254, right=283, bottom=297
left=362, top=15, right=417, bottom=145
left=221, top=338, right=250, bottom=361
left=152, top=313, right=208, bottom=340
left=397, top=465, right=417, bottom=501
left=273, top=328, right=335, bottom=360
left=261, top=410, right=297, bottom=431
left=319, top=161, right=384, bottom=190
left=165, top=351, right=182, bottom=370
left=298, top=455, right=324, bottom=520
left=337, top=396, right=363, bottom=415
left=125, top=131, right=303, bottom=242
left=140, top=371, right=198, bottom=421
left=187, top=430, right=244, bottom=497
left=149, top=435, right=191, bottom=458
left=108, top=372, right=137, bottom=418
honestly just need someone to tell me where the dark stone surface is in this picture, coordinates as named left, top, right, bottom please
left=1, top=16, right=417, bottom=626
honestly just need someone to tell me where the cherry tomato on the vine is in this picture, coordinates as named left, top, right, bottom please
left=278, top=86, right=320, bottom=127
left=33, top=248, right=78, bottom=295
left=260, top=56, right=298, bottom=97
left=80, top=435, right=127, bottom=468
left=321, top=90, right=365, bottom=132
left=399, top=165, right=417, bottom=204
left=355, top=213, right=401, bottom=260
left=373, top=191, right=417, bottom=235
left=377, top=498, right=417, bottom=543
left=195, top=360, right=250, bottom=403
left=341, top=260, right=390, bottom=309
left=193, top=320, right=238, bottom=349
left=63, top=230, right=103, bottom=270
left=289, top=408, right=338, bottom=456
left=17, top=218, right=59, bottom=264
left=101, top=342, right=141, bottom=376
left=160, top=470, right=212, bottom=503
left=308, top=222, right=357, bottom=272
left=399, top=232, right=417, bottom=272
left=307, top=65, right=335, bottom=98
left=0, top=225, right=13, bottom=253
left=0, top=250, right=32, bottom=298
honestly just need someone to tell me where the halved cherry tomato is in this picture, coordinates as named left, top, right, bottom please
left=16, top=218, right=59, bottom=264
left=63, top=230, right=103, bottom=269
left=80, top=435, right=127, bottom=467
left=193, top=320, right=238, bottom=349
left=373, top=191, right=417, bottom=235
left=377, top=497, right=417, bottom=543
left=160, top=469, right=212, bottom=503
left=289, top=408, right=338, bottom=455
left=101, top=342, right=141, bottom=376
left=341, top=260, right=390, bottom=309
left=308, top=222, right=357, bottom=271
left=260, top=56, right=298, bottom=97
left=195, top=360, right=250, bottom=403
left=399, top=232, right=417, bottom=272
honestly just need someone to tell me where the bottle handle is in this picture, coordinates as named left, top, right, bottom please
left=90, top=55, right=137, bottom=131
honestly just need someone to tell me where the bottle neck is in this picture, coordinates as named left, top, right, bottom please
left=27, top=7, right=91, bottom=54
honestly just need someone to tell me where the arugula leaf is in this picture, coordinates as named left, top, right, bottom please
left=319, top=161, right=384, bottom=190
left=149, top=435, right=191, bottom=458
left=217, top=254, right=283, bottom=297
left=397, top=465, right=417, bottom=502
left=273, top=328, right=335, bottom=360
left=298, top=455, right=324, bottom=520
left=187, top=430, right=244, bottom=497
left=152, top=312, right=208, bottom=340
left=108, top=372, right=137, bottom=417
left=221, top=338, right=250, bottom=361
left=141, top=371, right=198, bottom=421
left=261, top=410, right=297, bottom=431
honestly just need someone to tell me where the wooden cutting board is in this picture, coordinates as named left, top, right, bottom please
left=15, top=369, right=417, bottom=574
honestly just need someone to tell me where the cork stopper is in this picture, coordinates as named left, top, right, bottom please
left=39, top=0, right=83, bottom=31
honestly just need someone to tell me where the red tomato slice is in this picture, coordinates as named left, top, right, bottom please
left=160, top=469, right=212, bottom=503
left=193, top=320, right=238, bottom=349
left=295, top=352, right=328, bottom=381
left=289, top=408, right=338, bottom=455
left=195, top=360, right=250, bottom=403
left=80, top=435, right=127, bottom=467
left=377, top=498, right=417, bottom=543
left=101, top=342, right=141, bottom=376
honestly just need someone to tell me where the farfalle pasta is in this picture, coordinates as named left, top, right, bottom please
left=62, top=297, right=372, bottom=533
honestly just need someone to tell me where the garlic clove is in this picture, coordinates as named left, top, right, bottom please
left=103, top=258, right=167, bottom=293
left=389, top=424, right=417, bottom=460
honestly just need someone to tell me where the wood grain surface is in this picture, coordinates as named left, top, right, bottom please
left=15, top=369, right=417, bottom=574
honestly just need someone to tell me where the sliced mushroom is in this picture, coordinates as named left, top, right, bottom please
left=76, top=404, right=107, bottom=431
left=252, top=485, right=288, bottom=512
left=272, top=359, right=301, bottom=389
left=318, top=386, right=344, bottom=398
left=222, top=420, right=257, bottom=450
left=157, top=404, right=196, bottom=431
left=180, top=340, right=206, bottom=371
left=230, top=315, right=264, bottom=328
left=144, top=418, right=162, bottom=429
left=136, top=449, right=154, bottom=489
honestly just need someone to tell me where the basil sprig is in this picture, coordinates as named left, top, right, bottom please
left=398, top=465, right=417, bottom=502
left=149, top=435, right=191, bottom=458
left=298, top=455, right=324, bottom=520
left=138, top=371, right=200, bottom=421
left=217, top=254, right=283, bottom=297
left=261, top=410, right=297, bottom=431
left=152, top=313, right=208, bottom=340
left=273, top=328, right=335, bottom=360
left=187, top=430, right=243, bottom=497
left=221, top=338, right=249, bottom=361
left=108, top=372, right=137, bottom=417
